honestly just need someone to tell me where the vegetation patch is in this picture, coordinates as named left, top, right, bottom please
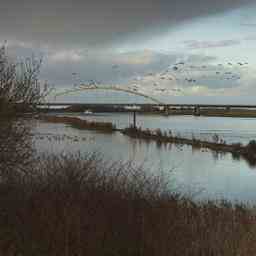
left=122, top=126, right=256, bottom=166
left=0, top=153, right=255, bottom=255
left=41, top=115, right=117, bottom=132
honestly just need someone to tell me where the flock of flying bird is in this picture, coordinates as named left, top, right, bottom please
left=171, top=61, right=249, bottom=83
left=70, top=60, right=249, bottom=96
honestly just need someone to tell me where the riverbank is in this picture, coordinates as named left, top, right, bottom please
left=166, top=108, right=256, bottom=118
left=1, top=152, right=256, bottom=255
left=122, top=126, right=256, bottom=166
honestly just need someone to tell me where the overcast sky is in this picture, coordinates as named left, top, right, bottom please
left=3, top=0, right=256, bottom=104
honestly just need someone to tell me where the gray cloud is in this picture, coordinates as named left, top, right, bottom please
left=169, top=60, right=244, bottom=91
left=39, top=49, right=178, bottom=87
left=4, top=42, right=250, bottom=99
left=244, top=35, right=256, bottom=41
left=241, top=23, right=256, bottom=27
left=0, top=0, right=254, bottom=48
left=183, top=40, right=240, bottom=49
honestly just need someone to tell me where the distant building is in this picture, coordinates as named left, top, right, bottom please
left=152, top=106, right=165, bottom=111
left=124, top=105, right=141, bottom=111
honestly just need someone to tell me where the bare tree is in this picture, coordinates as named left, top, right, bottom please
left=0, top=43, right=51, bottom=176
left=0, top=43, right=52, bottom=114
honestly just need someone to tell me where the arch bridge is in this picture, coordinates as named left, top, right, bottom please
left=54, top=84, right=165, bottom=105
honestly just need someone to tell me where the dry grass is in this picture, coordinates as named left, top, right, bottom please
left=0, top=152, right=255, bottom=255
left=0, top=117, right=34, bottom=177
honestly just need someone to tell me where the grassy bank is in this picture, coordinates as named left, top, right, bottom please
left=41, top=115, right=116, bottom=132
left=195, top=109, right=256, bottom=118
left=122, top=127, right=256, bottom=166
left=0, top=153, right=256, bottom=255
left=165, top=108, right=256, bottom=117
left=146, top=108, right=256, bottom=117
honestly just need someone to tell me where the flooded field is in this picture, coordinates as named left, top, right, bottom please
left=50, top=112, right=256, bottom=145
left=33, top=113, right=256, bottom=203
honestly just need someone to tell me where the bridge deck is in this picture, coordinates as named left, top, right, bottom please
left=38, top=103, right=256, bottom=109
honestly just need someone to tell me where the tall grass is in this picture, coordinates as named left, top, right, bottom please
left=0, top=152, right=255, bottom=255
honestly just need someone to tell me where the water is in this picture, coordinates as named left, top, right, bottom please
left=33, top=113, right=256, bottom=204
left=52, top=112, right=256, bottom=145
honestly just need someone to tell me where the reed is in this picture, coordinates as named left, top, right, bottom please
left=0, top=153, right=255, bottom=255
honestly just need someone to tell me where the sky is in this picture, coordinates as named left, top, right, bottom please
left=3, top=0, right=256, bottom=104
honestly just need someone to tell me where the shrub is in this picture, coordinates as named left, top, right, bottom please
left=212, top=133, right=220, bottom=143
left=155, top=128, right=163, bottom=137
left=247, top=140, right=256, bottom=151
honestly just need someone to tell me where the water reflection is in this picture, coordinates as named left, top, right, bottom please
left=53, top=112, right=256, bottom=145
left=33, top=119, right=256, bottom=203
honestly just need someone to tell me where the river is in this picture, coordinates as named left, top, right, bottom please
left=33, top=113, right=256, bottom=203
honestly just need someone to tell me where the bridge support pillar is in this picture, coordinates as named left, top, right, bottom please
left=133, top=111, right=137, bottom=129
left=164, top=105, right=169, bottom=115
left=194, top=106, right=200, bottom=116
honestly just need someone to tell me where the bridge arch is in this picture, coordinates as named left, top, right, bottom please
left=54, top=84, right=165, bottom=105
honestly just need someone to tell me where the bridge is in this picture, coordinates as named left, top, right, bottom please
left=38, top=84, right=256, bottom=115
left=38, top=102, right=256, bottom=109
left=54, top=84, right=164, bottom=105
left=38, top=102, right=256, bottom=116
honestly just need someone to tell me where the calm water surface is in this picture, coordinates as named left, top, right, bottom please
left=54, top=112, right=256, bottom=145
left=33, top=113, right=256, bottom=203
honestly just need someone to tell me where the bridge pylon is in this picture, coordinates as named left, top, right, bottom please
left=164, top=105, right=169, bottom=116
left=194, top=106, right=200, bottom=116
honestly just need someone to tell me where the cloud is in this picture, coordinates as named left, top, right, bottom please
left=241, top=23, right=256, bottom=27
left=124, top=55, right=251, bottom=97
left=244, top=35, right=256, bottom=41
left=112, top=50, right=156, bottom=65
left=0, top=0, right=253, bottom=48
left=4, top=41, right=254, bottom=99
left=183, top=40, right=240, bottom=49
left=48, top=50, right=84, bottom=63
left=39, top=48, right=178, bottom=87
